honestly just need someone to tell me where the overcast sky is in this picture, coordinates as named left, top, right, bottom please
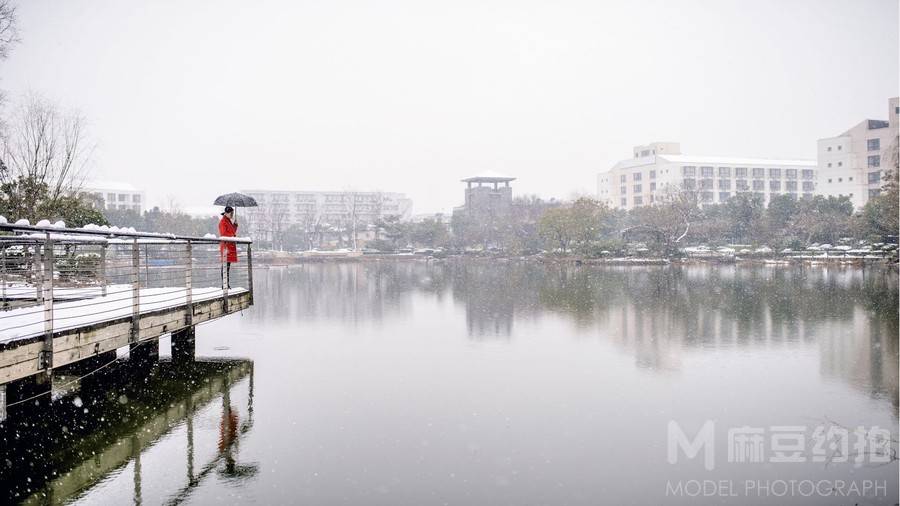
left=1, top=0, right=897, bottom=214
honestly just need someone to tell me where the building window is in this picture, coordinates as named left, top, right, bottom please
left=837, top=145, right=842, bottom=150
left=802, top=181, right=814, bottom=192
left=868, top=155, right=880, bottom=168
left=735, top=167, right=747, bottom=178
left=867, top=138, right=880, bottom=151
left=633, top=196, right=643, bottom=206
left=106, top=193, right=116, bottom=202
left=633, top=184, right=642, bottom=193
left=736, top=180, right=749, bottom=191
left=769, top=181, right=781, bottom=191
left=752, top=180, right=765, bottom=191
left=868, top=171, right=881, bottom=184
left=785, top=169, right=797, bottom=179
left=700, top=179, right=713, bottom=190
left=768, top=168, right=781, bottom=179
left=802, top=169, right=814, bottom=179
left=827, top=146, right=832, bottom=152
left=118, top=194, right=127, bottom=202
left=682, top=178, right=696, bottom=190
left=869, top=189, right=881, bottom=198
left=633, top=173, right=642, bottom=181
left=620, top=186, right=627, bottom=194
left=718, top=179, right=731, bottom=190
left=838, top=178, right=842, bottom=182
left=718, top=166, right=731, bottom=177
left=849, top=177, right=853, bottom=181
left=827, top=163, right=832, bottom=168
left=827, top=178, right=832, bottom=183
left=620, top=175, right=626, bottom=183
left=682, top=166, right=696, bottom=177
left=640, top=150, right=650, bottom=157
left=649, top=195, right=655, bottom=203
left=700, top=192, right=713, bottom=203
left=786, top=181, right=798, bottom=192
left=621, top=197, right=627, bottom=207
left=718, top=192, right=730, bottom=202
left=650, top=182, right=656, bottom=191
left=649, top=170, right=656, bottom=179
left=700, top=166, right=714, bottom=177
left=752, top=168, right=765, bottom=178
left=132, top=194, right=141, bottom=203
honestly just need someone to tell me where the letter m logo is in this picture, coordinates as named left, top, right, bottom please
left=667, top=420, right=715, bottom=471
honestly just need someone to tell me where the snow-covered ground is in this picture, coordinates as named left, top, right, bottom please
left=0, top=286, right=247, bottom=344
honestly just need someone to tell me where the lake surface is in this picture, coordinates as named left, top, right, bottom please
left=2, top=260, right=898, bottom=505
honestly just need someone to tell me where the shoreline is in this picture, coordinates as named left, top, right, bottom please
left=254, top=252, right=899, bottom=267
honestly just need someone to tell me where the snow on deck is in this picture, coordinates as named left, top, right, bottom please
left=0, top=286, right=247, bottom=344
left=2, top=284, right=134, bottom=301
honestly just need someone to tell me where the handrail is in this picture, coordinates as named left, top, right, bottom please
left=0, top=223, right=252, bottom=244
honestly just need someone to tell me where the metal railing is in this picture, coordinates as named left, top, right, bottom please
left=0, top=223, right=253, bottom=370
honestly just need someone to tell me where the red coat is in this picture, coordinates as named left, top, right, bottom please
left=219, top=216, right=239, bottom=263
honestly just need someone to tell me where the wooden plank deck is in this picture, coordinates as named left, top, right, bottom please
left=0, top=289, right=252, bottom=385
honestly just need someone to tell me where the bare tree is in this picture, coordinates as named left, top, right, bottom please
left=0, top=1, right=17, bottom=61
left=342, top=190, right=361, bottom=250
left=0, top=95, right=93, bottom=220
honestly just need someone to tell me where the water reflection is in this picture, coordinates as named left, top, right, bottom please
left=0, top=357, right=255, bottom=505
left=253, top=261, right=898, bottom=412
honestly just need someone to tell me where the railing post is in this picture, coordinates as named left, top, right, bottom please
left=99, top=243, right=108, bottom=297
left=131, top=238, right=140, bottom=344
left=247, top=243, right=254, bottom=306
left=221, top=241, right=229, bottom=312
left=41, top=232, right=54, bottom=371
left=34, top=244, right=42, bottom=303
left=1, top=244, right=7, bottom=307
left=185, top=240, right=193, bottom=326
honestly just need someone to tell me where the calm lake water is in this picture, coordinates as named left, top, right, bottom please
left=2, top=260, right=898, bottom=505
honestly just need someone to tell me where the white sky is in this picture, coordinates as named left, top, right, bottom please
left=1, top=0, right=897, bottom=214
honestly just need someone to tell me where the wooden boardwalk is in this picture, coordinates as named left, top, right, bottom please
left=0, top=222, right=254, bottom=419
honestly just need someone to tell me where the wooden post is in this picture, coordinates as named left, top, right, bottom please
left=131, top=239, right=140, bottom=344
left=185, top=240, right=193, bottom=326
left=1, top=244, right=7, bottom=308
left=34, top=244, right=42, bottom=303
left=222, top=241, right=229, bottom=312
left=247, top=243, right=254, bottom=305
left=41, top=233, right=54, bottom=371
left=99, top=243, right=108, bottom=297
left=0, top=385, right=6, bottom=422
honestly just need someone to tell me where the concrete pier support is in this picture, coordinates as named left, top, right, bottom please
left=171, top=327, right=196, bottom=365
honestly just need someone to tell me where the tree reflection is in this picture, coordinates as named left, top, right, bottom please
left=254, top=261, right=898, bottom=410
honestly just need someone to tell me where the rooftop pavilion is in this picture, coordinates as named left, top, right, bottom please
left=461, top=171, right=516, bottom=188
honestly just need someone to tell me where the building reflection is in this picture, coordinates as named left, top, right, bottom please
left=253, top=261, right=898, bottom=412
left=0, top=357, right=256, bottom=505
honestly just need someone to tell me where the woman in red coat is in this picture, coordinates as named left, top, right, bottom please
left=219, top=206, right=238, bottom=288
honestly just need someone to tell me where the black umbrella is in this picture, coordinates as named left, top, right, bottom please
left=214, top=192, right=258, bottom=223
left=214, top=192, right=258, bottom=207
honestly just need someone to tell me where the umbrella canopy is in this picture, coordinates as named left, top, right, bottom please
left=214, top=192, right=259, bottom=208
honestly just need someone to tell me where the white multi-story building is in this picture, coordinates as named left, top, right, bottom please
left=598, top=143, right=817, bottom=210
left=81, top=181, right=146, bottom=213
left=240, top=190, right=413, bottom=228
left=816, top=97, right=899, bottom=209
